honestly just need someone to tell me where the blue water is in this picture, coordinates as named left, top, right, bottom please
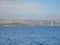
left=0, top=26, right=60, bottom=45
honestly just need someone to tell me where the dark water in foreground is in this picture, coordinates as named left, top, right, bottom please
left=0, top=26, right=60, bottom=45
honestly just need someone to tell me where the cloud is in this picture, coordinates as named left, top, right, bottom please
left=1, top=1, right=57, bottom=20
left=0, top=1, right=47, bottom=15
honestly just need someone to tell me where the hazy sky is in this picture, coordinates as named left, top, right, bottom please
left=0, top=0, right=60, bottom=20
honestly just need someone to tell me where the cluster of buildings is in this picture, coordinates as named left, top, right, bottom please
left=0, top=20, right=60, bottom=26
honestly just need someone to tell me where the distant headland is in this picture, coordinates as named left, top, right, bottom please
left=0, top=20, right=60, bottom=26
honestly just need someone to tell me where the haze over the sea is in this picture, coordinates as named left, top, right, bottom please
left=0, top=0, right=60, bottom=20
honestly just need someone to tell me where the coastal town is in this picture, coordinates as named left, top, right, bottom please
left=0, top=20, right=60, bottom=26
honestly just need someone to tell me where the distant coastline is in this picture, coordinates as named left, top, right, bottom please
left=0, top=20, right=60, bottom=26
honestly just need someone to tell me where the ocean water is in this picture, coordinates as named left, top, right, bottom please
left=0, top=26, right=60, bottom=45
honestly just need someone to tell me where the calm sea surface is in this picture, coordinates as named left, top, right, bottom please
left=0, top=26, right=60, bottom=45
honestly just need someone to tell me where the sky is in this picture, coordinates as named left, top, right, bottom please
left=0, top=0, right=60, bottom=20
